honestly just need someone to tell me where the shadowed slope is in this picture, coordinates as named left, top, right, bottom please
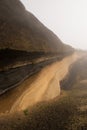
left=0, top=0, right=70, bottom=52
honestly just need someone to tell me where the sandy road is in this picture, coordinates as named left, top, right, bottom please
left=10, top=52, right=80, bottom=112
left=0, top=54, right=66, bottom=95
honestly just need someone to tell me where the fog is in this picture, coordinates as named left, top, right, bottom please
left=20, top=0, right=87, bottom=50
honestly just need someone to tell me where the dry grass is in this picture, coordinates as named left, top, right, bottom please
left=0, top=54, right=87, bottom=129
left=0, top=81, right=87, bottom=130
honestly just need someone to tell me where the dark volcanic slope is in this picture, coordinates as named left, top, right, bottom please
left=0, top=0, right=72, bottom=53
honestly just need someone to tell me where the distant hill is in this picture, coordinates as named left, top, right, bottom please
left=0, top=0, right=73, bottom=53
left=61, top=56, right=87, bottom=89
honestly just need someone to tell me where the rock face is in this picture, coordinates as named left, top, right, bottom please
left=0, top=0, right=72, bottom=53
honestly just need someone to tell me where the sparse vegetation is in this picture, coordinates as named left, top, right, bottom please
left=0, top=56, right=87, bottom=130
left=23, top=109, right=29, bottom=116
left=0, top=0, right=86, bottom=129
left=0, top=79, right=87, bottom=130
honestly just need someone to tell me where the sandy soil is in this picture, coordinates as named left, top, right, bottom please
left=10, top=52, right=80, bottom=112
left=0, top=52, right=80, bottom=114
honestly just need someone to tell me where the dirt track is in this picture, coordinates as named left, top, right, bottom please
left=0, top=52, right=81, bottom=114
left=10, top=52, right=80, bottom=112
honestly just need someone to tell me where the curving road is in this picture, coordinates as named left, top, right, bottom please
left=10, top=52, right=80, bottom=112
left=0, top=52, right=82, bottom=114
left=0, top=54, right=68, bottom=95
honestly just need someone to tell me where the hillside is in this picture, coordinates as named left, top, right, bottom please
left=0, top=0, right=73, bottom=52
left=1, top=1, right=86, bottom=130
left=0, top=52, right=79, bottom=113
left=0, top=52, right=87, bottom=130
left=0, top=0, right=74, bottom=95
left=61, top=54, right=87, bottom=89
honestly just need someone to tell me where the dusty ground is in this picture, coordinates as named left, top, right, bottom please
left=0, top=52, right=80, bottom=114
left=11, top=52, right=79, bottom=112
left=0, top=52, right=86, bottom=130
left=0, top=75, right=87, bottom=130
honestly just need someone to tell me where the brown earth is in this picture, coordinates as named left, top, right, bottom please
left=0, top=52, right=80, bottom=114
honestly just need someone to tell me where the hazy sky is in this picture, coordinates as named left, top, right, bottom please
left=20, top=0, right=87, bottom=50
